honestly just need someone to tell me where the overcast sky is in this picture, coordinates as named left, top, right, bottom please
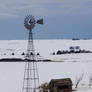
left=0, top=0, right=92, bottom=39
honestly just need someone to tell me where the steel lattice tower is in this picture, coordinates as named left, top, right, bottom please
left=22, top=15, right=43, bottom=92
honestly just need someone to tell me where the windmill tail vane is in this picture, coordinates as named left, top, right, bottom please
left=37, top=19, right=43, bottom=24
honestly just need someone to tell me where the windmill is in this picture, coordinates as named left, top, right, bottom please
left=22, top=15, right=43, bottom=92
left=0, top=15, right=43, bottom=92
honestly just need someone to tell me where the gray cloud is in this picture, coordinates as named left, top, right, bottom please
left=0, top=0, right=92, bottom=18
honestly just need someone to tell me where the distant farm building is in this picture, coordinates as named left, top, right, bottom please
left=48, top=78, right=72, bottom=92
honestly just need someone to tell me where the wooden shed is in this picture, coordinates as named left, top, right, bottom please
left=48, top=78, right=72, bottom=92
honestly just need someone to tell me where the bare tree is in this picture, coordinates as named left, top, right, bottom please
left=89, top=75, right=92, bottom=87
left=75, top=73, right=84, bottom=88
left=39, top=82, right=49, bottom=92
left=69, top=46, right=75, bottom=52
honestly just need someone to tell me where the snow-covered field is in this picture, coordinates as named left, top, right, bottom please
left=0, top=39, right=92, bottom=92
left=0, top=39, right=92, bottom=62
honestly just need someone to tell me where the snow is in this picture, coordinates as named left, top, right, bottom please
left=0, top=39, right=92, bottom=61
left=0, top=39, right=92, bottom=92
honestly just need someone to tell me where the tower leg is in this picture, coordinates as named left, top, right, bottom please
left=22, top=61, right=39, bottom=92
left=22, top=30, right=39, bottom=92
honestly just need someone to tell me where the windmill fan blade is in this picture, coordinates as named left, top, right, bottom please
left=37, top=19, right=43, bottom=24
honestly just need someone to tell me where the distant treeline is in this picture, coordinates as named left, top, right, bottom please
left=72, top=38, right=91, bottom=40
left=52, top=46, right=92, bottom=55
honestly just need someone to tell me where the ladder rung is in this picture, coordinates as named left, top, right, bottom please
left=25, top=69, right=36, bottom=70
left=24, top=78, right=39, bottom=80
left=23, top=87, right=38, bottom=89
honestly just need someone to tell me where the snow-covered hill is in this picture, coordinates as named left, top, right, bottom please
left=0, top=39, right=92, bottom=62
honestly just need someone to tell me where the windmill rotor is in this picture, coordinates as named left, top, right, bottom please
left=24, top=15, right=36, bottom=30
left=24, top=15, right=43, bottom=31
